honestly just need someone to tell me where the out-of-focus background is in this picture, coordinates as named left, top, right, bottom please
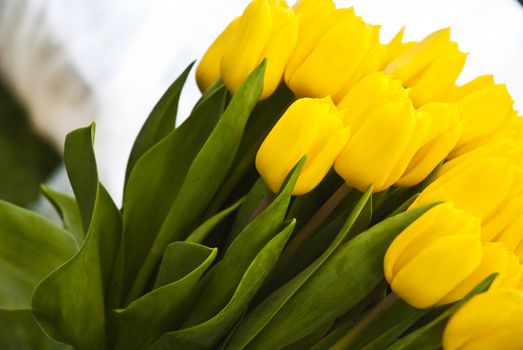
left=0, top=0, right=522, bottom=347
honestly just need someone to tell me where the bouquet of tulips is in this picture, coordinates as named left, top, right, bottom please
left=2, top=0, right=523, bottom=349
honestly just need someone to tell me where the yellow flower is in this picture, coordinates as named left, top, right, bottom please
left=381, top=27, right=416, bottom=67
left=196, top=18, right=240, bottom=92
left=285, top=5, right=382, bottom=102
left=414, top=157, right=523, bottom=242
left=384, top=203, right=483, bottom=309
left=256, top=97, right=350, bottom=195
left=334, top=72, right=428, bottom=192
left=197, top=0, right=299, bottom=99
left=440, top=243, right=522, bottom=304
left=396, top=102, right=462, bottom=187
left=443, top=289, right=523, bottom=350
left=445, top=76, right=516, bottom=156
left=496, top=214, right=523, bottom=262
left=385, top=28, right=467, bottom=107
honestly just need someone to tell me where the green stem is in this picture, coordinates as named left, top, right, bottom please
left=331, top=293, right=398, bottom=350
left=275, top=184, right=350, bottom=272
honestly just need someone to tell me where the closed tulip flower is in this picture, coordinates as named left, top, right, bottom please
left=385, top=28, right=467, bottom=107
left=445, top=76, right=515, bottom=155
left=381, top=27, right=415, bottom=68
left=384, top=203, right=483, bottom=309
left=443, top=289, right=523, bottom=350
left=197, top=0, right=299, bottom=99
left=285, top=4, right=382, bottom=102
left=440, top=243, right=522, bottom=304
left=496, top=215, right=523, bottom=261
left=334, top=72, right=429, bottom=192
left=396, top=102, right=462, bottom=187
left=256, top=97, right=350, bottom=195
left=414, top=157, right=523, bottom=242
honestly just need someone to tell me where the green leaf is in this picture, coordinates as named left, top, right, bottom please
left=63, top=125, right=97, bottom=232
left=148, top=219, right=296, bottom=350
left=229, top=178, right=269, bottom=241
left=121, top=82, right=227, bottom=298
left=387, top=274, right=497, bottom=350
left=128, top=60, right=266, bottom=302
left=41, top=185, right=84, bottom=245
left=0, top=201, right=77, bottom=310
left=0, top=310, right=71, bottom=350
left=32, top=125, right=122, bottom=350
left=184, top=158, right=304, bottom=327
left=113, top=243, right=217, bottom=350
left=229, top=202, right=439, bottom=350
left=224, top=186, right=374, bottom=350
left=186, top=197, right=244, bottom=244
left=125, top=62, right=194, bottom=184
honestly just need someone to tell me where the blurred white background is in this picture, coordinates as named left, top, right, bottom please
left=0, top=0, right=522, bottom=204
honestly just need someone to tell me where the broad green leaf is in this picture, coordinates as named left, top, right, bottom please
left=387, top=274, right=497, bottom=350
left=229, top=178, right=268, bottom=241
left=113, top=243, right=217, bottom=350
left=32, top=125, right=122, bottom=350
left=186, top=197, right=244, bottom=244
left=224, top=187, right=374, bottom=350
left=229, top=202, right=438, bottom=349
left=41, top=185, right=84, bottom=245
left=63, top=125, right=97, bottom=232
left=121, top=83, right=227, bottom=298
left=184, top=159, right=304, bottom=326
left=0, top=310, right=71, bottom=350
left=148, top=219, right=296, bottom=350
left=128, top=61, right=266, bottom=302
left=204, top=83, right=294, bottom=216
left=0, top=201, right=77, bottom=310
left=125, top=62, right=194, bottom=184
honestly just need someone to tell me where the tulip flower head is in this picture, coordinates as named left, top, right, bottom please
left=414, top=157, right=523, bottom=242
left=256, top=97, right=350, bottom=196
left=285, top=3, right=382, bottom=101
left=384, top=203, right=483, bottom=309
left=334, top=72, right=428, bottom=192
left=443, top=289, right=523, bottom=350
left=385, top=28, right=467, bottom=107
left=196, top=0, right=299, bottom=99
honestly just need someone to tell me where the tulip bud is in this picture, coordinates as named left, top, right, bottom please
left=439, top=243, right=521, bottom=304
left=446, top=76, right=515, bottom=155
left=384, top=203, right=483, bottom=309
left=334, top=72, right=428, bottom=192
left=198, top=0, right=299, bottom=99
left=443, top=289, right=523, bottom=350
left=396, top=102, right=462, bottom=187
left=196, top=18, right=240, bottom=92
left=285, top=6, right=382, bottom=102
left=496, top=215, right=523, bottom=261
left=381, top=27, right=415, bottom=67
left=385, top=28, right=467, bottom=107
left=256, top=97, right=350, bottom=195
left=414, top=157, right=523, bottom=242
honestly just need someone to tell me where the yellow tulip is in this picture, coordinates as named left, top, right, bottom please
left=285, top=6, right=382, bottom=102
left=198, top=0, right=299, bottom=99
left=447, top=76, right=515, bottom=155
left=385, top=28, right=467, bottom=107
left=196, top=18, right=240, bottom=92
left=496, top=214, right=523, bottom=262
left=334, top=72, right=428, bottom=192
left=381, top=27, right=416, bottom=67
left=396, top=102, right=462, bottom=187
left=443, top=289, right=523, bottom=350
left=440, top=243, right=521, bottom=304
left=384, top=202, right=483, bottom=309
left=256, top=97, right=350, bottom=195
left=414, top=157, right=523, bottom=242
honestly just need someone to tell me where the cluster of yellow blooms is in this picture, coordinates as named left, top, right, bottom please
left=196, top=0, right=523, bottom=348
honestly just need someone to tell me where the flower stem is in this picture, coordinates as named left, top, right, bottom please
left=331, top=293, right=398, bottom=350
left=275, top=184, right=350, bottom=272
